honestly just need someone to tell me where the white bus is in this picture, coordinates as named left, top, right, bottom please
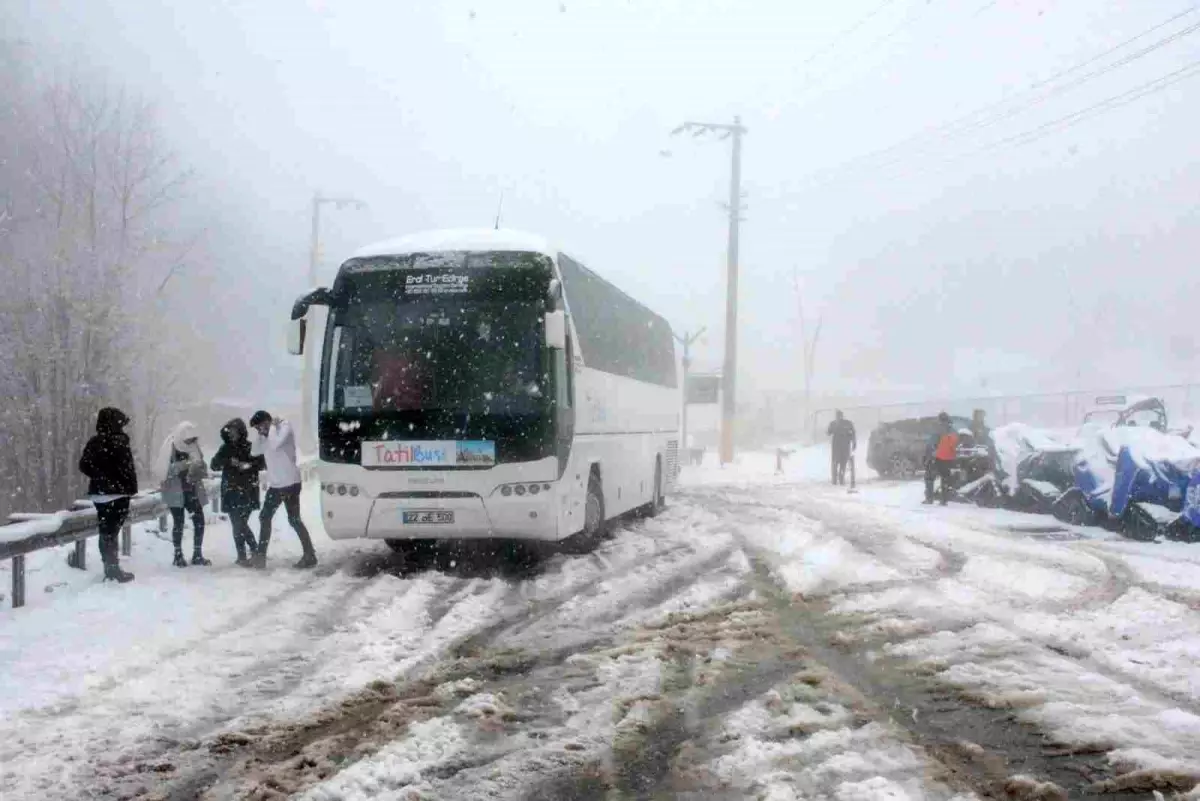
left=288, top=229, right=679, bottom=553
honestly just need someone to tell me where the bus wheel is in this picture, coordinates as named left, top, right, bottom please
left=645, top=459, right=665, bottom=518
left=562, top=473, right=605, bottom=554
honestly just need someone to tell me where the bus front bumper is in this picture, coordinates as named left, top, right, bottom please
left=319, top=491, right=561, bottom=541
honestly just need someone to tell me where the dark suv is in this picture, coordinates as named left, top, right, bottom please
left=867, top=414, right=972, bottom=478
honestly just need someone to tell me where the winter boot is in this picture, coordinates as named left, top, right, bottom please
left=103, top=563, right=135, bottom=583
left=191, top=553, right=212, bottom=566
left=250, top=551, right=268, bottom=570
left=293, top=552, right=318, bottom=570
left=173, top=551, right=189, bottom=568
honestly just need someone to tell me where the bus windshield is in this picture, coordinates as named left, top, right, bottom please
left=324, top=298, right=545, bottom=416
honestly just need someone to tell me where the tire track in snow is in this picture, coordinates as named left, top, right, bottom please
left=79, top=511, right=734, bottom=800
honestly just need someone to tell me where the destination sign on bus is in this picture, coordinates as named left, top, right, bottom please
left=362, top=440, right=496, bottom=467
left=405, top=273, right=470, bottom=295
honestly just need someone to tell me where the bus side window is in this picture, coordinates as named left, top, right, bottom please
left=564, top=331, right=574, bottom=408
left=554, top=329, right=573, bottom=411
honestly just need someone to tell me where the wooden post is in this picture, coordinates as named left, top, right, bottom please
left=12, top=555, right=25, bottom=609
left=121, top=522, right=132, bottom=556
left=73, top=539, right=87, bottom=571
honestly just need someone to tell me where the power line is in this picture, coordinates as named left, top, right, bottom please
left=911, top=18, right=1200, bottom=148
left=875, top=56, right=1200, bottom=186
left=802, top=6, right=1200, bottom=187
left=793, top=0, right=1013, bottom=112
left=980, top=57, right=1200, bottom=152
left=792, top=0, right=899, bottom=84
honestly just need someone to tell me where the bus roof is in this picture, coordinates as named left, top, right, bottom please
left=353, top=228, right=557, bottom=259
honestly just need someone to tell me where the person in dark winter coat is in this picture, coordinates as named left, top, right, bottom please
left=210, top=418, right=266, bottom=566
left=157, top=421, right=210, bottom=567
left=78, top=408, right=138, bottom=583
left=826, top=411, right=857, bottom=486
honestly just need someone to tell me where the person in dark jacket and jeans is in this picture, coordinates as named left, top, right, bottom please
left=78, top=408, right=138, bottom=583
left=210, top=418, right=266, bottom=566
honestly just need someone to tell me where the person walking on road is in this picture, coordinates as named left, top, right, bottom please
left=157, top=422, right=211, bottom=567
left=250, top=411, right=317, bottom=569
left=923, top=412, right=959, bottom=506
left=210, top=418, right=266, bottom=567
left=826, top=411, right=857, bottom=486
left=78, top=407, right=138, bottom=583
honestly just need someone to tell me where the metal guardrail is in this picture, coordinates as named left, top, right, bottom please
left=2, top=461, right=323, bottom=610
left=1, top=479, right=222, bottom=609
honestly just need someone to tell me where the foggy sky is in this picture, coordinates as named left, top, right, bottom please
left=10, top=0, right=1200, bottom=407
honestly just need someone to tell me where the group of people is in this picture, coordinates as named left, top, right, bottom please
left=78, top=408, right=318, bottom=583
left=826, top=408, right=994, bottom=504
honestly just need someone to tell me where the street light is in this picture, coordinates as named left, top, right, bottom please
left=302, top=192, right=366, bottom=455
left=671, top=117, right=747, bottom=465
left=674, top=327, right=707, bottom=457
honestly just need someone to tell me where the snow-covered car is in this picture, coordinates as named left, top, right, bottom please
left=867, top=414, right=972, bottom=478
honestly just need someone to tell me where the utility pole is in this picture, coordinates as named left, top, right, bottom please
left=302, top=192, right=366, bottom=456
left=671, top=116, right=747, bottom=465
left=674, top=328, right=706, bottom=454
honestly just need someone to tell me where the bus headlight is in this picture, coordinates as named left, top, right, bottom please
left=324, top=483, right=363, bottom=498
left=496, top=482, right=552, bottom=498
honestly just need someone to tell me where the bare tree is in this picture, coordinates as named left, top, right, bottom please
left=0, top=49, right=199, bottom=516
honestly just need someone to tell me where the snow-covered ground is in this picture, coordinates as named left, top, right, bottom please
left=2, top=449, right=1199, bottom=799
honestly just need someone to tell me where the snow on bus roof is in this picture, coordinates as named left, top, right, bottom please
left=353, top=228, right=556, bottom=259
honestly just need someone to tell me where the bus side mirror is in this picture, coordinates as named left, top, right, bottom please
left=288, top=287, right=331, bottom=356
left=544, top=310, right=566, bottom=350
left=287, top=318, right=306, bottom=356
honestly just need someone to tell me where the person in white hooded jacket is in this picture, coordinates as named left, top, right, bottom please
left=156, top=421, right=210, bottom=567
left=249, top=411, right=317, bottom=569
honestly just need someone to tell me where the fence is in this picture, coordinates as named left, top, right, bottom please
left=810, top=382, right=1200, bottom=442
left=1, top=479, right=222, bottom=609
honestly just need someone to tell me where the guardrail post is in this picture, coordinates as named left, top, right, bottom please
left=12, top=555, right=25, bottom=608
left=73, top=539, right=87, bottom=571
left=121, top=521, right=132, bottom=556
left=211, top=492, right=220, bottom=515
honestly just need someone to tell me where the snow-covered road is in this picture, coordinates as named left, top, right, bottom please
left=2, top=451, right=1199, bottom=800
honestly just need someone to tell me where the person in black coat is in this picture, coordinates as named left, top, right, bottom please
left=78, top=407, right=138, bottom=583
left=210, top=418, right=266, bottom=566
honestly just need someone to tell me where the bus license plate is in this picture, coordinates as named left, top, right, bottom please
left=403, top=510, right=454, bottom=525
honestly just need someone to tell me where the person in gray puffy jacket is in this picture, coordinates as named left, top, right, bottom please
left=157, top=421, right=210, bottom=567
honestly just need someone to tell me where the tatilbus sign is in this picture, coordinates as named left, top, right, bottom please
left=362, top=440, right=496, bottom=467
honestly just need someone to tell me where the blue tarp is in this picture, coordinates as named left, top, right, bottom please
left=1109, top=445, right=1193, bottom=517
left=1184, top=470, right=1200, bottom=528
left=1073, top=456, right=1111, bottom=514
